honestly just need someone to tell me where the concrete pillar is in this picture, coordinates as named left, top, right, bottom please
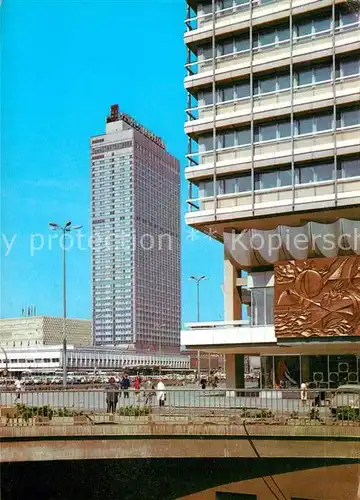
left=223, top=257, right=242, bottom=322
left=224, top=256, right=244, bottom=389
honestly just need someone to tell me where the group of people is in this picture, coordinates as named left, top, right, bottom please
left=105, top=375, right=166, bottom=413
left=200, top=372, right=219, bottom=390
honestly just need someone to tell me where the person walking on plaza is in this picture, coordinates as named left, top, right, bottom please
left=156, top=379, right=166, bottom=407
left=300, top=382, right=308, bottom=407
left=105, top=377, right=119, bottom=414
left=200, top=376, right=207, bottom=390
left=14, top=378, right=22, bottom=402
left=133, top=375, right=141, bottom=403
left=121, top=374, right=130, bottom=399
left=144, top=378, right=153, bottom=405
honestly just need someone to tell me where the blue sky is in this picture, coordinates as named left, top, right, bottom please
left=1, top=0, right=224, bottom=324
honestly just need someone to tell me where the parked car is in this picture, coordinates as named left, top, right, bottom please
left=331, top=384, right=360, bottom=414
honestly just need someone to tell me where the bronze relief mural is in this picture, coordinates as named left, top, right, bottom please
left=274, top=256, right=360, bottom=337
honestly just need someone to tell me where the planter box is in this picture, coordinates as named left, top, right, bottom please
left=34, top=416, right=51, bottom=426
left=73, top=415, right=89, bottom=425
left=0, top=407, right=18, bottom=418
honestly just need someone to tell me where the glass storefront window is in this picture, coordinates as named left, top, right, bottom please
left=260, top=354, right=359, bottom=390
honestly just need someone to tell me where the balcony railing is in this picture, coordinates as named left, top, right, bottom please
left=185, top=73, right=360, bottom=123
left=185, top=23, right=359, bottom=77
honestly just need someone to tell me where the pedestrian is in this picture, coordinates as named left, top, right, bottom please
left=134, top=375, right=141, bottom=403
left=156, top=379, right=166, bottom=407
left=121, top=374, right=130, bottom=399
left=105, top=377, right=119, bottom=413
left=200, top=376, right=207, bottom=390
left=144, top=378, right=153, bottom=405
left=300, top=382, right=308, bottom=407
left=14, top=378, right=22, bottom=402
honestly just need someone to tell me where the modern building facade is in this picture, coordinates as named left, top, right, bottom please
left=91, top=105, right=181, bottom=351
left=0, top=317, right=92, bottom=349
left=0, top=345, right=190, bottom=374
left=181, top=0, right=360, bottom=388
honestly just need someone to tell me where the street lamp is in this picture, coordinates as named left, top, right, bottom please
left=49, top=221, right=82, bottom=387
left=189, top=275, right=208, bottom=380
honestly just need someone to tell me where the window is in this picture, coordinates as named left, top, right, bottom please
left=295, top=13, right=331, bottom=38
left=337, top=9, right=359, bottom=28
left=339, top=107, right=360, bottom=127
left=221, top=131, right=235, bottom=148
left=221, top=40, right=234, bottom=55
left=339, top=57, right=360, bottom=77
left=296, top=116, right=313, bottom=135
left=235, top=35, right=250, bottom=52
left=314, top=64, right=332, bottom=83
left=279, top=168, right=292, bottom=187
left=254, top=120, right=290, bottom=142
left=316, top=111, right=333, bottom=132
left=296, top=62, right=332, bottom=86
left=199, top=45, right=212, bottom=61
left=251, top=287, right=274, bottom=326
left=296, top=162, right=334, bottom=184
left=296, top=110, right=333, bottom=135
left=201, top=3, right=212, bottom=15
left=200, top=90, right=213, bottom=106
left=238, top=174, right=252, bottom=192
left=314, top=163, right=334, bottom=181
left=257, top=75, right=277, bottom=94
left=225, top=177, right=237, bottom=193
left=255, top=170, right=278, bottom=190
left=199, top=180, right=213, bottom=197
left=220, top=86, right=234, bottom=102
left=235, top=81, right=250, bottom=98
left=297, top=166, right=315, bottom=184
left=236, top=128, right=251, bottom=146
left=341, top=158, right=360, bottom=178
left=199, top=136, right=213, bottom=152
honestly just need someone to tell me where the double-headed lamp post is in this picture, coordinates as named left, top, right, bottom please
left=189, top=275, right=208, bottom=380
left=49, top=221, right=82, bottom=387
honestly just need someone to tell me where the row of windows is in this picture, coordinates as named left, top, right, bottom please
left=198, top=157, right=360, bottom=196
left=8, top=358, right=60, bottom=364
left=199, top=106, right=360, bottom=151
left=198, top=9, right=359, bottom=59
left=198, top=57, right=360, bottom=105
left=92, top=141, right=133, bottom=155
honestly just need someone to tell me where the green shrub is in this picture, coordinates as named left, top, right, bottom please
left=335, top=406, right=360, bottom=421
left=118, top=405, right=152, bottom=417
left=15, top=403, right=53, bottom=421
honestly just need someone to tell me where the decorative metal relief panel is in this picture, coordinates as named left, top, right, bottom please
left=274, top=256, right=360, bottom=337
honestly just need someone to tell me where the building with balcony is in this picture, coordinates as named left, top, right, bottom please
left=91, top=105, right=181, bottom=352
left=181, top=0, right=360, bottom=389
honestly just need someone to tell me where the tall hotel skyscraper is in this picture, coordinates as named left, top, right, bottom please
left=91, top=105, right=180, bottom=351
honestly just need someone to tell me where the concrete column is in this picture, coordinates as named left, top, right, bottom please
left=224, top=256, right=244, bottom=390
left=224, top=257, right=242, bottom=321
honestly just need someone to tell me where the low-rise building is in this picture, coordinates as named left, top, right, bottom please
left=0, top=317, right=92, bottom=348
left=0, top=345, right=190, bottom=373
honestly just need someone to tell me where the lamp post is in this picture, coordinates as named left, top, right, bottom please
left=189, top=275, right=208, bottom=380
left=156, top=323, right=166, bottom=376
left=49, top=221, right=82, bottom=387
